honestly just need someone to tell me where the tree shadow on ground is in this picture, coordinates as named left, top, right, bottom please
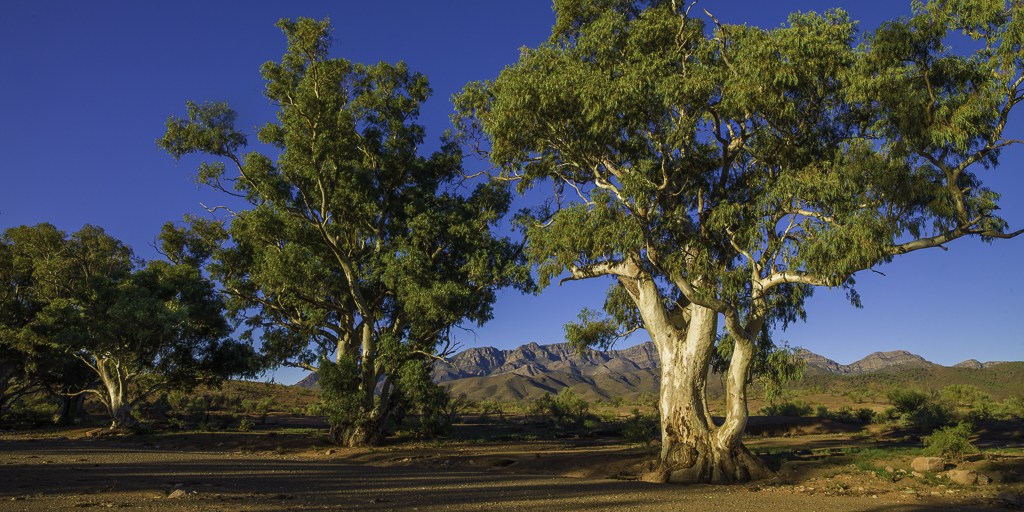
left=1, top=436, right=1016, bottom=511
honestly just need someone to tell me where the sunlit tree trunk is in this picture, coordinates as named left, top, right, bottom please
left=640, top=299, right=772, bottom=483
left=96, top=357, right=138, bottom=429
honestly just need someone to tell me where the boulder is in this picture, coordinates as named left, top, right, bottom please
left=911, top=457, right=944, bottom=472
left=167, top=489, right=195, bottom=499
left=946, top=469, right=979, bottom=485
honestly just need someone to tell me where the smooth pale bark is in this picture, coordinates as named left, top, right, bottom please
left=95, top=357, right=140, bottom=429
left=633, top=289, right=771, bottom=483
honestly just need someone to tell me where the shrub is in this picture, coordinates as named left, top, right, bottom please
left=759, top=400, right=813, bottom=417
left=531, top=388, right=591, bottom=429
left=393, top=361, right=457, bottom=438
left=633, top=393, right=658, bottom=410
left=242, top=397, right=274, bottom=424
left=622, top=408, right=660, bottom=450
left=885, top=389, right=955, bottom=430
left=887, top=389, right=929, bottom=416
left=994, top=396, right=1024, bottom=420
left=939, top=384, right=988, bottom=408
left=478, top=399, right=506, bottom=416
left=856, top=408, right=875, bottom=424
left=237, top=417, right=255, bottom=432
left=940, top=384, right=994, bottom=422
left=923, top=422, right=979, bottom=462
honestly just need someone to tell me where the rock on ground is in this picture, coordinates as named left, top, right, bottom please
left=911, top=457, right=944, bottom=473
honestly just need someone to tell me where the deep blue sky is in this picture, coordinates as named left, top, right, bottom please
left=2, top=1, right=1020, bottom=384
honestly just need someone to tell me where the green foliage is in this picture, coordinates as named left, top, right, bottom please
left=923, top=422, right=979, bottom=462
left=814, top=405, right=876, bottom=424
left=622, top=408, right=660, bottom=450
left=940, top=384, right=994, bottom=421
left=242, top=397, right=274, bottom=424
left=316, top=355, right=375, bottom=443
left=1, top=224, right=256, bottom=427
left=530, top=388, right=591, bottom=429
left=759, top=400, right=813, bottom=417
left=888, top=389, right=931, bottom=415
left=885, top=388, right=956, bottom=430
left=160, top=17, right=529, bottom=445
left=994, top=395, right=1024, bottom=420
left=478, top=399, right=506, bottom=417
left=237, top=417, right=256, bottom=432
left=394, top=360, right=459, bottom=437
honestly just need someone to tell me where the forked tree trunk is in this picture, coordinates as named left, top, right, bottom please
left=96, top=358, right=139, bottom=429
left=649, top=305, right=773, bottom=484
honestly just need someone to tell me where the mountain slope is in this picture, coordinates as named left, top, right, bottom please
left=295, top=342, right=1022, bottom=404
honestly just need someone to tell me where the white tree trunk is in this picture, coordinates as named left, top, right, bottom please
left=96, top=357, right=138, bottom=429
left=645, top=305, right=772, bottom=483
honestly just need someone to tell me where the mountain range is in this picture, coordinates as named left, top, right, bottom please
left=296, top=341, right=1020, bottom=403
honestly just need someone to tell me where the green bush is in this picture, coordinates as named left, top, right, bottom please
left=531, top=388, right=591, bottom=429
left=478, top=399, right=506, bottom=416
left=885, top=389, right=955, bottom=430
left=940, top=384, right=994, bottom=422
left=759, top=400, right=813, bottom=417
left=887, top=389, right=929, bottom=416
left=816, top=406, right=876, bottom=424
left=242, top=397, right=274, bottom=424
left=622, top=408, right=659, bottom=450
left=994, top=396, right=1024, bottom=420
left=856, top=408, right=876, bottom=424
left=237, top=417, right=255, bottom=432
left=923, top=422, right=978, bottom=462
left=939, top=384, right=987, bottom=408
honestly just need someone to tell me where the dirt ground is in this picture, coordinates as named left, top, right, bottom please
left=1, top=423, right=1022, bottom=511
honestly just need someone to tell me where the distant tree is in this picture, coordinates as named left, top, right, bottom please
left=2, top=223, right=256, bottom=428
left=0, top=237, right=38, bottom=416
left=159, top=18, right=529, bottom=446
left=457, top=0, right=1021, bottom=482
left=1, top=225, right=103, bottom=422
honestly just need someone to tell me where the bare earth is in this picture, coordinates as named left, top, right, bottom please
left=0, top=427, right=1021, bottom=511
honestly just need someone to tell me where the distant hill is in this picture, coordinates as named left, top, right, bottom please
left=438, top=342, right=660, bottom=402
left=295, top=342, right=1023, bottom=403
left=797, top=349, right=938, bottom=374
left=952, top=359, right=1010, bottom=369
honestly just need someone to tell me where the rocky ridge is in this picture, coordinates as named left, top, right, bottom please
left=295, top=341, right=1013, bottom=396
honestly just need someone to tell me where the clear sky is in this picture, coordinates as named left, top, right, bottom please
left=2, top=1, right=1021, bottom=385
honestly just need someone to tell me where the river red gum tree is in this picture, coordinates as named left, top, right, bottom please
left=458, top=0, right=1022, bottom=482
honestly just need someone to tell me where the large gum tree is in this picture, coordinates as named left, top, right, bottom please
left=160, top=19, right=528, bottom=446
left=457, top=0, right=1022, bottom=482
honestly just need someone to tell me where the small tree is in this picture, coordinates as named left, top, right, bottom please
left=923, top=422, right=979, bottom=462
